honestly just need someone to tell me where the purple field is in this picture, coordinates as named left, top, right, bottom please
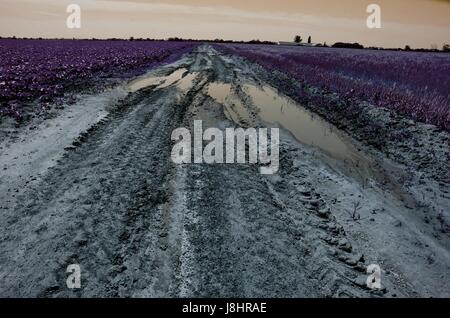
left=216, top=44, right=450, bottom=131
left=0, top=39, right=196, bottom=121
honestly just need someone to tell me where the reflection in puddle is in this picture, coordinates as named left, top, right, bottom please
left=208, top=83, right=251, bottom=124
left=129, top=68, right=187, bottom=92
left=206, top=81, right=381, bottom=180
left=244, top=84, right=414, bottom=204
left=243, top=84, right=357, bottom=162
left=207, top=80, right=412, bottom=203
left=207, top=82, right=361, bottom=164
left=157, top=69, right=187, bottom=89
left=176, top=72, right=199, bottom=91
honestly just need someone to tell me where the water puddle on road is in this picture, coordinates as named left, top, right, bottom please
left=208, top=82, right=362, bottom=164
left=129, top=68, right=187, bottom=92
left=243, top=84, right=358, bottom=162
left=247, top=84, right=417, bottom=205
left=207, top=81, right=414, bottom=204
left=208, top=83, right=252, bottom=124
left=208, top=82, right=381, bottom=178
left=176, top=72, right=199, bottom=92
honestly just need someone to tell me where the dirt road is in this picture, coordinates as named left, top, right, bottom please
left=0, top=46, right=448, bottom=297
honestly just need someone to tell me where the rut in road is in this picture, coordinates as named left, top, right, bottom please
left=0, top=46, right=418, bottom=297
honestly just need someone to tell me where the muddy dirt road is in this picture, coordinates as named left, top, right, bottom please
left=0, top=46, right=449, bottom=298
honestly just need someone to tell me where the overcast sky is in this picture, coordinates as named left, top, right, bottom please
left=1, top=0, right=449, bottom=48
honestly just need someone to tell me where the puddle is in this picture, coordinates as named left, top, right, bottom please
left=207, top=82, right=379, bottom=177
left=243, top=84, right=387, bottom=183
left=208, top=83, right=251, bottom=124
left=207, top=81, right=414, bottom=204
left=129, top=68, right=187, bottom=92
left=176, top=72, right=199, bottom=91
left=243, top=84, right=360, bottom=162
left=207, top=82, right=362, bottom=164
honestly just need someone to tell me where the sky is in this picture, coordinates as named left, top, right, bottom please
left=0, top=0, right=449, bottom=48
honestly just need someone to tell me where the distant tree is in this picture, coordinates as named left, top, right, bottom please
left=405, top=45, right=411, bottom=51
left=129, top=36, right=134, bottom=41
left=443, top=44, right=450, bottom=52
left=308, top=36, right=311, bottom=44
left=332, top=42, right=364, bottom=49
left=294, top=35, right=302, bottom=43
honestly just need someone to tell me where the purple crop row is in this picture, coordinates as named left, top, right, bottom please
left=216, top=44, right=450, bottom=131
left=0, top=39, right=197, bottom=121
